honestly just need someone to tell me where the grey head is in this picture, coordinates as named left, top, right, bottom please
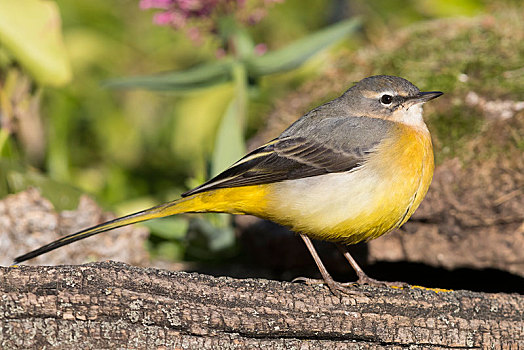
left=338, top=75, right=443, bottom=120
left=302, top=75, right=442, bottom=123
left=282, top=75, right=443, bottom=136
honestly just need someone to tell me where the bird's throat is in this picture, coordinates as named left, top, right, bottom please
left=392, top=104, right=428, bottom=131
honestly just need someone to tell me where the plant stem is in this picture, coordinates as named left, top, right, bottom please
left=0, top=127, right=9, bottom=155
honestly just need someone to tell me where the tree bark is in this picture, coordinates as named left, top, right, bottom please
left=1, top=261, right=522, bottom=349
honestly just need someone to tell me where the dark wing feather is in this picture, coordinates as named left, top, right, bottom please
left=182, top=136, right=376, bottom=197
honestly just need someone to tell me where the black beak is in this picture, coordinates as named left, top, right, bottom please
left=411, top=91, right=443, bottom=104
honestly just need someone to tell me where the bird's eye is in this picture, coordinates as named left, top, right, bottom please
left=380, top=94, right=393, bottom=105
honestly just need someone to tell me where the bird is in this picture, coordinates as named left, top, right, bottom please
left=14, top=75, right=442, bottom=295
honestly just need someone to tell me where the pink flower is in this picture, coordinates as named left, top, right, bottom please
left=140, top=0, right=285, bottom=44
left=177, top=0, right=203, bottom=11
left=139, top=0, right=173, bottom=10
left=153, top=11, right=175, bottom=25
left=247, top=8, right=267, bottom=25
left=254, top=43, right=267, bottom=56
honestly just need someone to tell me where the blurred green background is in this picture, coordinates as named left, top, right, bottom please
left=0, top=0, right=496, bottom=263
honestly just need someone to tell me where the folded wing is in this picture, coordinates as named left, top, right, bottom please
left=183, top=116, right=392, bottom=197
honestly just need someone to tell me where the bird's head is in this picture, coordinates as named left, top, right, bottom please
left=342, top=75, right=443, bottom=127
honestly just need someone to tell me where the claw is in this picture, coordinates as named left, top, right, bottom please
left=292, top=276, right=365, bottom=296
left=356, top=275, right=409, bottom=289
left=292, top=277, right=325, bottom=285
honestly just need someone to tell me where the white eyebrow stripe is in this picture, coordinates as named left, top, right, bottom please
left=361, top=90, right=396, bottom=99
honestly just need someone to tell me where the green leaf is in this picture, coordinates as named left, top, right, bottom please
left=245, top=17, right=361, bottom=77
left=211, top=64, right=247, bottom=176
left=154, top=241, right=185, bottom=261
left=217, top=17, right=255, bottom=60
left=211, top=97, right=246, bottom=176
left=171, top=83, right=235, bottom=170
left=185, top=217, right=236, bottom=259
left=417, top=0, right=484, bottom=17
left=0, top=158, right=83, bottom=211
left=0, top=124, right=10, bottom=156
left=0, top=0, right=72, bottom=86
left=104, top=60, right=235, bottom=92
left=143, top=217, right=188, bottom=241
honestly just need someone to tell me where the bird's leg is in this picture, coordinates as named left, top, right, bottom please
left=294, top=234, right=361, bottom=296
left=336, top=244, right=408, bottom=288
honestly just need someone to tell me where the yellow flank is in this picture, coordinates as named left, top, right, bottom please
left=57, top=185, right=271, bottom=245
left=167, top=185, right=271, bottom=217
left=257, top=122, right=434, bottom=245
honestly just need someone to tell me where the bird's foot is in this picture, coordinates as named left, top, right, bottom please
left=354, top=274, right=409, bottom=289
left=292, top=277, right=364, bottom=297
left=293, top=274, right=409, bottom=296
left=292, top=277, right=324, bottom=285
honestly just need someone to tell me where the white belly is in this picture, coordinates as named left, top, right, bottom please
left=269, top=168, right=381, bottom=228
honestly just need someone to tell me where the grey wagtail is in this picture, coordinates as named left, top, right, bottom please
left=14, top=75, right=442, bottom=295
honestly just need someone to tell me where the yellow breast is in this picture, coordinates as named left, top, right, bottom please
left=264, top=122, right=434, bottom=244
left=360, top=123, right=434, bottom=240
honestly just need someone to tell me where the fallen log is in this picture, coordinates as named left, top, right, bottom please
left=1, top=261, right=521, bottom=349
